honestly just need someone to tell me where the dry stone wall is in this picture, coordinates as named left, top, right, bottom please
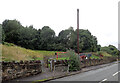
left=2, top=60, right=42, bottom=81
left=2, top=57, right=117, bottom=81
left=52, top=57, right=117, bottom=71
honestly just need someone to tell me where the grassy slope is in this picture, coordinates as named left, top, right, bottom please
left=1, top=43, right=113, bottom=61
left=1, top=44, right=59, bottom=61
left=90, top=51, right=112, bottom=59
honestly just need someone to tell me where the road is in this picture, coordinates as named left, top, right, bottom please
left=46, top=62, right=120, bottom=83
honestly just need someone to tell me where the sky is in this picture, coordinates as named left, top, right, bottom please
left=0, top=0, right=119, bottom=48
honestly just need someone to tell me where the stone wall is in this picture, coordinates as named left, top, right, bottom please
left=2, top=60, right=42, bottom=81
left=2, top=57, right=117, bottom=81
left=50, top=57, right=117, bottom=71
left=80, top=57, right=117, bottom=68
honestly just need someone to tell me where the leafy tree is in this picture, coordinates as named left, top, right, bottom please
left=17, top=25, right=38, bottom=50
left=1, top=19, right=99, bottom=52
left=0, top=24, right=5, bottom=43
left=97, top=44, right=101, bottom=51
left=2, top=19, right=23, bottom=44
left=91, top=36, right=98, bottom=52
left=40, top=26, right=55, bottom=50
left=58, top=28, right=98, bottom=52
left=58, top=27, right=76, bottom=50
left=73, top=29, right=98, bottom=53
left=0, top=24, right=2, bottom=43
left=34, top=29, right=42, bottom=50
left=101, top=45, right=119, bottom=56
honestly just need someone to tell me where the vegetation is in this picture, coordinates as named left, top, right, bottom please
left=1, top=43, right=59, bottom=61
left=66, top=50, right=81, bottom=71
left=90, top=52, right=111, bottom=59
left=101, top=45, right=119, bottom=56
left=57, top=57, right=69, bottom=60
left=0, top=24, right=5, bottom=43
left=1, top=19, right=99, bottom=52
left=1, top=42, right=116, bottom=62
left=0, top=19, right=119, bottom=62
left=90, top=55, right=100, bottom=59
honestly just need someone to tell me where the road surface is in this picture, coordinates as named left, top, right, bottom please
left=47, top=62, right=119, bottom=83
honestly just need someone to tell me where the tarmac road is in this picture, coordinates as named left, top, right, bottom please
left=49, top=62, right=120, bottom=83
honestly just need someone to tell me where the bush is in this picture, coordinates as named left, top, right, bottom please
left=66, top=50, right=81, bottom=71
left=101, top=45, right=119, bottom=56
left=3, top=42, right=15, bottom=46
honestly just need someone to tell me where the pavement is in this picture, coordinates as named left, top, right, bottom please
left=2, top=61, right=119, bottom=83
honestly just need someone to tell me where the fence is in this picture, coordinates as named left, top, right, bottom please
left=2, top=60, right=42, bottom=81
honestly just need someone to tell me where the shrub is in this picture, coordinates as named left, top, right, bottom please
left=3, top=42, right=15, bottom=46
left=66, top=50, right=81, bottom=71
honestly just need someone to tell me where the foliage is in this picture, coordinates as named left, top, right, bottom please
left=74, top=29, right=98, bottom=52
left=40, top=26, right=55, bottom=50
left=66, top=50, right=81, bottom=71
left=101, top=45, right=119, bottom=56
left=3, top=42, right=15, bottom=46
left=97, top=45, right=101, bottom=51
left=17, top=25, right=38, bottom=50
left=58, top=28, right=99, bottom=52
left=58, top=27, right=76, bottom=50
left=0, top=24, right=5, bottom=43
left=2, top=19, right=23, bottom=44
left=57, top=57, right=69, bottom=60
left=91, top=51, right=112, bottom=59
left=0, top=24, right=2, bottom=43
left=1, top=19, right=99, bottom=52
left=90, top=55, right=100, bottom=59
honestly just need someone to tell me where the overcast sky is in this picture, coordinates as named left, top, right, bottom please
left=0, top=0, right=119, bottom=48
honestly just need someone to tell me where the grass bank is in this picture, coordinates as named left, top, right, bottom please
left=1, top=42, right=114, bottom=61
left=1, top=43, right=60, bottom=61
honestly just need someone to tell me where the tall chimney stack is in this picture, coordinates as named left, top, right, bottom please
left=77, top=9, right=79, bottom=54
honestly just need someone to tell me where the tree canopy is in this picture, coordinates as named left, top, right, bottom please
left=101, top=45, right=119, bottom=56
left=1, top=19, right=118, bottom=54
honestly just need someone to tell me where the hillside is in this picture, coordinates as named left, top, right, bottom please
left=1, top=42, right=113, bottom=62
left=1, top=43, right=58, bottom=61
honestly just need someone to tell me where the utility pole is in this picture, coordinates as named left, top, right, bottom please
left=77, top=9, right=79, bottom=54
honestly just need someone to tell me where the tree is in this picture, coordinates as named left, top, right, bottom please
left=97, top=44, right=101, bottom=51
left=2, top=19, right=23, bottom=44
left=34, top=29, right=42, bottom=50
left=91, top=36, right=98, bottom=52
left=73, top=29, right=98, bottom=53
left=17, top=25, right=38, bottom=50
left=101, top=45, right=119, bottom=56
left=1, top=19, right=99, bottom=52
left=58, top=27, right=76, bottom=50
left=58, top=28, right=98, bottom=52
left=40, top=26, right=55, bottom=50
left=0, top=24, right=2, bottom=43
left=0, top=24, right=5, bottom=43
